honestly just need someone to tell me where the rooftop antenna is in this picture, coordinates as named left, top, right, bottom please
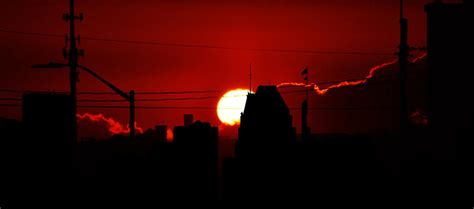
left=249, top=63, right=252, bottom=94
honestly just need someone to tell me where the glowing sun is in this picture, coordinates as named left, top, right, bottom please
left=217, top=89, right=251, bottom=126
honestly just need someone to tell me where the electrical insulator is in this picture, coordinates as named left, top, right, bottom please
left=62, top=13, right=70, bottom=21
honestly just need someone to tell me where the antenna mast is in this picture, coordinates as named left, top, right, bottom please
left=249, top=63, right=252, bottom=94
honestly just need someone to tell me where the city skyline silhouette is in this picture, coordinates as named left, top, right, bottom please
left=0, top=0, right=471, bottom=208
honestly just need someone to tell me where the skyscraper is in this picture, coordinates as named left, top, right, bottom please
left=425, top=0, right=472, bottom=132
left=237, top=85, right=296, bottom=158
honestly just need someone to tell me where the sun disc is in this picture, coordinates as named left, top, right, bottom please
left=217, top=89, right=250, bottom=126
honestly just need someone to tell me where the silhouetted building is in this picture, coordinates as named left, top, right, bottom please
left=237, top=85, right=296, bottom=158
left=174, top=120, right=218, bottom=145
left=22, top=93, right=74, bottom=145
left=18, top=93, right=76, bottom=206
left=228, top=86, right=297, bottom=203
left=173, top=120, right=218, bottom=201
left=153, top=125, right=167, bottom=142
left=425, top=0, right=472, bottom=129
left=425, top=0, right=472, bottom=155
left=424, top=2, right=471, bottom=207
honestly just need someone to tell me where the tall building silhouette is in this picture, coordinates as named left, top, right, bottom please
left=424, top=2, right=472, bottom=207
left=425, top=0, right=472, bottom=132
left=229, top=86, right=297, bottom=204
left=237, top=85, right=296, bottom=158
left=425, top=0, right=472, bottom=156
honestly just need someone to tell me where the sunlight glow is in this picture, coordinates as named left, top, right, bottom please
left=217, top=89, right=250, bottom=126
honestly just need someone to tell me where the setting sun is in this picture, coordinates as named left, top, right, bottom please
left=217, top=89, right=251, bottom=126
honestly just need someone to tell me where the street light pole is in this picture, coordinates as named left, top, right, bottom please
left=32, top=63, right=136, bottom=140
left=33, top=1, right=136, bottom=140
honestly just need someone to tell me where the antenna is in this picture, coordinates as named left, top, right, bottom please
left=249, top=63, right=252, bottom=94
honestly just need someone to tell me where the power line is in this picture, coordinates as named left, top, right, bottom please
left=0, top=89, right=221, bottom=95
left=0, top=77, right=402, bottom=99
left=0, top=28, right=395, bottom=56
left=0, top=71, right=404, bottom=96
left=133, top=90, right=220, bottom=95
left=0, top=71, right=408, bottom=102
left=0, top=29, right=63, bottom=38
left=77, top=96, right=219, bottom=102
left=0, top=103, right=401, bottom=111
left=0, top=94, right=247, bottom=103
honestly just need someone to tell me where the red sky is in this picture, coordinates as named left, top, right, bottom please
left=0, top=0, right=456, bottom=136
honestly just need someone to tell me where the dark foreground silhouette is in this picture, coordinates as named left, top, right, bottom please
left=1, top=1, right=473, bottom=208
left=0, top=87, right=468, bottom=208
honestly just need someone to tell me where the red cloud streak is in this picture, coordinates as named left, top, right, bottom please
left=77, top=113, right=143, bottom=136
left=278, top=53, right=427, bottom=95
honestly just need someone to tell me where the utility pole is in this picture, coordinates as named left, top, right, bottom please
left=34, top=1, right=137, bottom=141
left=399, top=0, right=409, bottom=134
left=63, top=0, right=84, bottom=141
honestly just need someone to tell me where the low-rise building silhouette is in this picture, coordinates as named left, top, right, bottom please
left=153, top=125, right=168, bottom=143
left=22, top=93, right=74, bottom=144
left=173, top=116, right=218, bottom=201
